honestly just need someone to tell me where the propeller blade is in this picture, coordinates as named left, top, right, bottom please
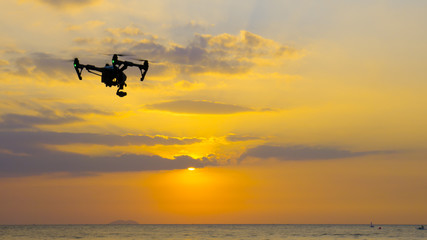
left=131, top=58, right=147, bottom=61
left=104, top=53, right=133, bottom=57
left=62, top=58, right=78, bottom=62
left=131, top=58, right=159, bottom=63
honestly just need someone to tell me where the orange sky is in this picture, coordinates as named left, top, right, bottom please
left=0, top=0, right=426, bottom=224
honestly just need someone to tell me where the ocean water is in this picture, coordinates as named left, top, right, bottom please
left=0, top=224, right=425, bottom=240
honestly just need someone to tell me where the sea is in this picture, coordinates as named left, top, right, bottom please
left=0, top=224, right=425, bottom=240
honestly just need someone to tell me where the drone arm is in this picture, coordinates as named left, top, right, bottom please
left=112, top=56, right=149, bottom=81
left=138, top=61, right=149, bottom=81
left=137, top=61, right=149, bottom=81
left=86, top=69, right=102, bottom=76
left=115, top=60, right=141, bottom=68
left=84, top=64, right=104, bottom=72
left=74, top=63, right=104, bottom=79
left=73, top=58, right=83, bottom=80
left=74, top=65, right=83, bottom=80
left=121, top=60, right=149, bottom=81
left=83, top=64, right=104, bottom=77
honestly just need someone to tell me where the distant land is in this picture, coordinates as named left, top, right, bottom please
left=109, top=220, right=139, bottom=225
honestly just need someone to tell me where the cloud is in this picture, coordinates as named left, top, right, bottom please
left=0, top=130, right=210, bottom=177
left=146, top=100, right=254, bottom=114
left=0, top=112, right=81, bottom=130
left=130, top=30, right=299, bottom=74
left=106, top=25, right=147, bottom=37
left=65, top=107, right=112, bottom=116
left=12, top=52, right=73, bottom=78
left=71, top=28, right=302, bottom=75
left=226, top=134, right=262, bottom=142
left=34, top=0, right=100, bottom=9
left=0, top=59, right=9, bottom=66
left=0, top=152, right=212, bottom=178
left=0, top=105, right=113, bottom=130
left=239, top=145, right=392, bottom=162
left=5, top=29, right=301, bottom=81
left=167, top=20, right=215, bottom=44
left=0, top=131, right=201, bottom=151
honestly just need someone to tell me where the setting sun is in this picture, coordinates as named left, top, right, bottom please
left=187, top=167, right=196, bottom=171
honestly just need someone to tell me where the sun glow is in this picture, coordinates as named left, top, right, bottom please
left=187, top=167, right=196, bottom=171
left=143, top=167, right=254, bottom=216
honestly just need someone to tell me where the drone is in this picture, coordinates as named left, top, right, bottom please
left=73, top=54, right=149, bottom=97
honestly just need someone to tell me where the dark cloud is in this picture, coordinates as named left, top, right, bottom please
left=14, top=56, right=33, bottom=75
left=127, top=32, right=256, bottom=74
left=0, top=131, right=201, bottom=152
left=31, top=52, right=74, bottom=77
left=239, top=145, right=393, bottom=162
left=65, top=107, right=112, bottom=116
left=146, top=100, right=253, bottom=114
left=226, top=134, right=262, bottom=142
left=0, top=103, right=112, bottom=130
left=0, top=130, right=210, bottom=178
left=0, top=113, right=81, bottom=130
left=13, top=52, right=74, bottom=78
left=0, top=152, right=211, bottom=178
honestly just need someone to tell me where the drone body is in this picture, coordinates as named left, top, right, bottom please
left=73, top=54, right=149, bottom=97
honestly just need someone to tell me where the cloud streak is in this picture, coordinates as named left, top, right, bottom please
left=0, top=151, right=211, bottom=178
left=0, top=112, right=81, bottom=130
left=239, top=145, right=393, bottom=162
left=0, top=130, right=209, bottom=177
left=146, top=100, right=254, bottom=114
left=0, top=131, right=201, bottom=150
left=226, top=134, right=262, bottom=142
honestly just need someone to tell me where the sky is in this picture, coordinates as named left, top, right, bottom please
left=0, top=0, right=426, bottom=224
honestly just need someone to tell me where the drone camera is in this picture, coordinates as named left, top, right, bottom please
left=117, top=91, right=127, bottom=97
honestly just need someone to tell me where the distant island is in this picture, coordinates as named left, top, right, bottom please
left=109, top=220, right=139, bottom=225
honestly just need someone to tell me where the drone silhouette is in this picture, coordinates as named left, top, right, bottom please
left=73, top=54, right=149, bottom=97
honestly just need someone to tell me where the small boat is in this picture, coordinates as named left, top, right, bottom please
left=418, top=225, right=424, bottom=230
left=370, top=222, right=374, bottom=228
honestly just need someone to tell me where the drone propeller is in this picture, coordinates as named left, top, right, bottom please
left=131, top=58, right=148, bottom=61
left=104, top=53, right=133, bottom=57
left=131, top=58, right=159, bottom=63
left=62, top=57, right=80, bottom=62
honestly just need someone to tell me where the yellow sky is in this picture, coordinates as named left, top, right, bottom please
left=0, top=0, right=426, bottom=224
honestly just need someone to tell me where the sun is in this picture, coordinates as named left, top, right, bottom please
left=187, top=167, right=196, bottom=171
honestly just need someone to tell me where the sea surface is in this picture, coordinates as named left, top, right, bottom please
left=0, top=224, right=425, bottom=240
